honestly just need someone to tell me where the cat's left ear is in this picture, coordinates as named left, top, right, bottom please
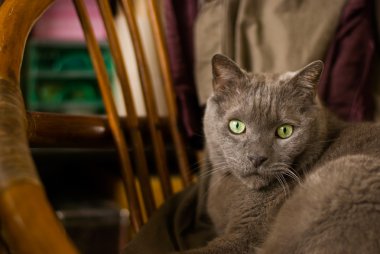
left=295, top=60, right=324, bottom=90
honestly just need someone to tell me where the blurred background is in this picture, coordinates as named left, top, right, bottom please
left=13, top=0, right=380, bottom=253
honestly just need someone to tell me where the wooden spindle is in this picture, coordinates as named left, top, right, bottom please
left=72, top=0, right=143, bottom=231
left=146, top=0, right=192, bottom=186
left=119, top=0, right=173, bottom=198
left=96, top=0, right=156, bottom=217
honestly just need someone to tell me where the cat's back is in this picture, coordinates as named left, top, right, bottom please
left=259, top=154, right=380, bottom=254
left=320, top=121, right=380, bottom=162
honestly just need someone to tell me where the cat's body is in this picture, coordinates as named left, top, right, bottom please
left=259, top=154, right=380, bottom=253
left=259, top=123, right=380, bottom=254
left=183, top=54, right=380, bottom=253
left=202, top=168, right=287, bottom=253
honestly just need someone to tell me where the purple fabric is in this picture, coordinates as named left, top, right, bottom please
left=318, top=0, right=376, bottom=121
left=163, top=0, right=203, bottom=148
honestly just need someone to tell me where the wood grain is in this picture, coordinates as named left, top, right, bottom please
left=73, top=0, right=143, bottom=231
left=146, top=0, right=193, bottom=186
left=0, top=0, right=52, bottom=83
left=0, top=183, right=79, bottom=254
left=27, top=112, right=113, bottom=147
left=0, top=0, right=79, bottom=252
left=97, top=0, right=156, bottom=216
left=119, top=0, right=173, bottom=198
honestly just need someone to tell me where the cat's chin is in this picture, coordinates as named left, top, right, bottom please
left=238, top=174, right=271, bottom=190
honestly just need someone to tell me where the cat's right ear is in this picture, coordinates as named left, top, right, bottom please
left=212, top=54, right=245, bottom=92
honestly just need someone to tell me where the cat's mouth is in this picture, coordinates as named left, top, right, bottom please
left=240, top=171, right=260, bottom=178
left=239, top=164, right=270, bottom=178
left=236, top=169, right=272, bottom=190
left=239, top=174, right=270, bottom=190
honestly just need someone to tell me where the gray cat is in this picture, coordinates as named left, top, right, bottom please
left=183, top=54, right=380, bottom=253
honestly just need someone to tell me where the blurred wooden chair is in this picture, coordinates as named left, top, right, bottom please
left=0, top=0, right=194, bottom=253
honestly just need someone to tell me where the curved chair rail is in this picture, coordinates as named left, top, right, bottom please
left=0, top=1, right=78, bottom=253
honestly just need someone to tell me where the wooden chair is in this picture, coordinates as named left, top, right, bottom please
left=0, top=0, right=194, bottom=253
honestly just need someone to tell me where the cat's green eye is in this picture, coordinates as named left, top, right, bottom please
left=276, top=124, right=294, bottom=139
left=229, top=120, right=246, bottom=134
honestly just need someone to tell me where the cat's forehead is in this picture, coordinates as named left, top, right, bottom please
left=214, top=70, right=299, bottom=107
left=218, top=71, right=301, bottom=123
left=232, top=71, right=297, bottom=104
left=248, top=71, right=296, bottom=87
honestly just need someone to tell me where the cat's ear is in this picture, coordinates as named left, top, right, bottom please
left=212, top=54, right=245, bottom=92
left=286, top=60, right=324, bottom=101
left=295, top=60, right=324, bottom=90
left=283, top=61, right=323, bottom=104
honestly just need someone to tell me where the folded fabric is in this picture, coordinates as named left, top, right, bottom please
left=123, top=183, right=216, bottom=253
left=195, top=0, right=346, bottom=105
left=163, top=0, right=204, bottom=147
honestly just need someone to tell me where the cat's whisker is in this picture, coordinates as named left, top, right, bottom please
left=189, top=157, right=228, bottom=179
left=275, top=174, right=288, bottom=197
left=199, top=164, right=230, bottom=179
left=183, top=158, right=213, bottom=180
left=280, top=174, right=290, bottom=195
left=281, top=167, right=302, bottom=184
left=268, top=162, right=302, bottom=187
left=283, top=171, right=301, bottom=184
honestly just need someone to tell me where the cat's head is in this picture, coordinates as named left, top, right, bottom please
left=204, top=54, right=324, bottom=190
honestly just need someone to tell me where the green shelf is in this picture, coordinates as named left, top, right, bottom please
left=29, top=70, right=98, bottom=80
left=22, top=39, right=114, bottom=115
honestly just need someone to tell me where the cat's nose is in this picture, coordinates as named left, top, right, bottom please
left=248, top=155, right=268, bottom=168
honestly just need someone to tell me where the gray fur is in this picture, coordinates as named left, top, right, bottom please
left=183, top=54, right=380, bottom=253
left=259, top=155, right=380, bottom=254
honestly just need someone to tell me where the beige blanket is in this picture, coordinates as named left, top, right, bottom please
left=195, top=0, right=347, bottom=104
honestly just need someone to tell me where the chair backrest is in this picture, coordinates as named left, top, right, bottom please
left=0, top=0, right=194, bottom=252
